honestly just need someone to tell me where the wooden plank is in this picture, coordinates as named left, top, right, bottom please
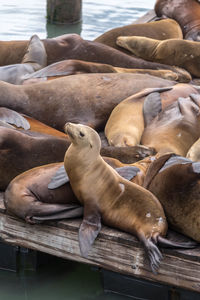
left=132, top=9, right=157, bottom=24
left=0, top=203, right=200, bottom=293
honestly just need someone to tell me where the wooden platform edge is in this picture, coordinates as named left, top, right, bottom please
left=0, top=199, right=200, bottom=293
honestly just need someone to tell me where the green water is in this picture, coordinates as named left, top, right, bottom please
left=0, top=255, right=127, bottom=300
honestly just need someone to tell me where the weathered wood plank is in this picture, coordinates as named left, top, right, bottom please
left=0, top=204, right=200, bottom=292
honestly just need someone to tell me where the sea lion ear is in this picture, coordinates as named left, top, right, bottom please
left=90, top=142, right=93, bottom=148
left=115, top=166, right=140, bottom=181
left=48, top=165, right=70, bottom=189
left=143, top=92, right=162, bottom=127
left=79, top=204, right=101, bottom=258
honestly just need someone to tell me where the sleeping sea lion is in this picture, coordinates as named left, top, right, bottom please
left=143, top=153, right=200, bottom=242
left=94, top=19, right=183, bottom=53
left=116, top=36, right=200, bottom=77
left=0, top=73, right=176, bottom=132
left=141, top=94, right=200, bottom=156
left=63, top=122, right=194, bottom=273
left=155, top=0, right=200, bottom=41
left=4, top=162, right=82, bottom=223
left=21, top=59, right=189, bottom=85
left=0, top=34, right=190, bottom=79
left=105, top=84, right=199, bottom=147
left=0, top=35, right=47, bottom=84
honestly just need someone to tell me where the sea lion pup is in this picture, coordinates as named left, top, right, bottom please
left=141, top=94, right=200, bottom=156
left=63, top=122, right=194, bottom=273
left=155, top=0, right=200, bottom=41
left=0, top=34, right=189, bottom=80
left=0, top=126, right=70, bottom=191
left=105, top=84, right=199, bottom=147
left=116, top=36, right=200, bottom=78
left=143, top=153, right=200, bottom=242
left=0, top=73, right=176, bottom=132
left=0, top=35, right=47, bottom=84
left=4, top=162, right=83, bottom=224
left=94, top=19, right=183, bottom=53
left=21, top=59, right=189, bottom=85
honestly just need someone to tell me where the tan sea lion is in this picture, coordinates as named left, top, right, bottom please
left=0, top=34, right=190, bottom=78
left=143, top=153, right=200, bottom=242
left=4, top=162, right=82, bottom=224
left=63, top=122, right=194, bottom=273
left=95, top=18, right=183, bottom=53
left=141, top=94, right=200, bottom=156
left=116, top=36, right=200, bottom=77
left=0, top=35, right=47, bottom=84
left=21, top=59, right=190, bottom=85
left=0, top=73, right=176, bottom=132
left=187, top=138, right=200, bottom=161
left=155, top=0, right=200, bottom=41
left=105, top=84, right=199, bottom=147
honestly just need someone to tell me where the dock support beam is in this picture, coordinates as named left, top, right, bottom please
left=47, top=0, right=82, bottom=24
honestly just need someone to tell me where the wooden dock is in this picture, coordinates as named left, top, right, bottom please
left=0, top=192, right=200, bottom=294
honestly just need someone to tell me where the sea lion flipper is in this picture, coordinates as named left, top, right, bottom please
left=0, top=107, right=30, bottom=130
left=115, top=166, right=140, bottom=181
left=79, top=205, right=101, bottom=258
left=26, top=203, right=83, bottom=224
left=190, top=93, right=200, bottom=106
left=157, top=236, right=197, bottom=248
left=48, top=165, right=70, bottom=189
left=143, top=92, right=162, bottom=127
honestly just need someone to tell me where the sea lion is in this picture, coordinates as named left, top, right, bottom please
left=105, top=84, right=199, bottom=147
left=0, top=34, right=190, bottom=78
left=143, top=153, right=200, bottom=242
left=0, top=35, right=47, bottom=84
left=0, top=126, right=70, bottom=190
left=155, top=0, right=200, bottom=41
left=0, top=107, right=67, bottom=138
left=4, top=162, right=82, bottom=224
left=94, top=18, right=183, bottom=53
left=0, top=73, right=176, bottom=132
left=63, top=122, right=194, bottom=273
left=141, top=94, right=200, bottom=156
left=116, top=36, right=200, bottom=77
left=21, top=59, right=190, bottom=85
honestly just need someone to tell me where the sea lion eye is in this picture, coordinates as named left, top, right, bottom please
left=80, top=131, right=85, bottom=137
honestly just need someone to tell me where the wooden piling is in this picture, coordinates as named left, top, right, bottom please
left=47, top=0, right=82, bottom=24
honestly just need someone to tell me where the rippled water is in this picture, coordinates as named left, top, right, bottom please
left=0, top=0, right=155, bottom=40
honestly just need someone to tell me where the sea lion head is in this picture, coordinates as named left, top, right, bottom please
left=64, top=122, right=101, bottom=152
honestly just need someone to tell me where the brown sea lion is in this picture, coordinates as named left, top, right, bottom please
left=63, top=122, right=194, bottom=273
left=4, top=162, right=82, bottom=224
left=0, top=107, right=67, bottom=138
left=155, top=0, right=200, bottom=41
left=141, top=94, right=200, bottom=156
left=0, top=73, right=176, bottom=132
left=0, top=127, right=70, bottom=190
left=21, top=59, right=190, bottom=85
left=116, top=36, right=200, bottom=77
left=105, top=84, right=199, bottom=147
left=0, top=34, right=190, bottom=78
left=94, top=18, right=183, bottom=54
left=186, top=138, right=200, bottom=161
left=0, top=35, right=47, bottom=84
left=143, top=153, right=200, bottom=242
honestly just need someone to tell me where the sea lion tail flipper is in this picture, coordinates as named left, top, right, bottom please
left=0, top=107, right=30, bottom=130
left=143, top=92, right=162, bottom=127
left=141, top=236, right=163, bottom=274
left=157, top=236, right=197, bottom=249
left=48, top=165, right=70, bottom=189
left=115, top=166, right=140, bottom=181
left=26, top=203, right=83, bottom=224
left=79, top=204, right=101, bottom=258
